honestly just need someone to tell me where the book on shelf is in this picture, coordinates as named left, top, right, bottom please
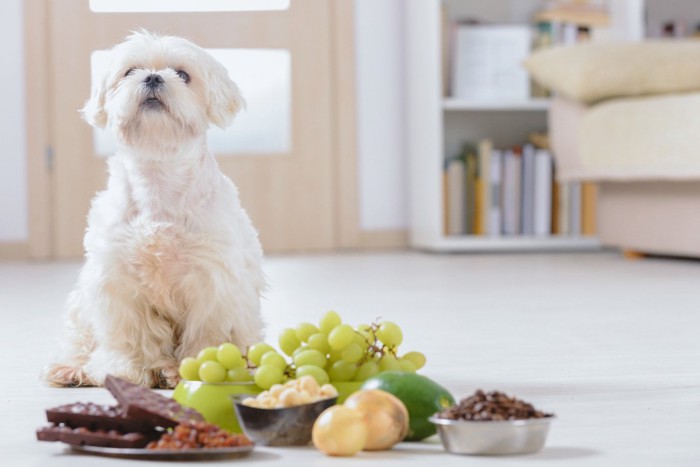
left=476, top=139, right=493, bottom=236
left=444, top=156, right=467, bottom=236
left=520, top=143, right=537, bottom=235
left=558, top=182, right=569, bottom=236
left=568, top=182, right=582, bottom=236
left=533, top=149, right=553, bottom=236
left=488, top=148, right=503, bottom=236
left=463, top=143, right=478, bottom=235
left=551, top=174, right=561, bottom=235
left=441, top=135, right=595, bottom=239
left=581, top=182, right=597, bottom=236
left=502, top=148, right=522, bottom=236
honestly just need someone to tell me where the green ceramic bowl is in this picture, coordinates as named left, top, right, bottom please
left=172, top=380, right=262, bottom=433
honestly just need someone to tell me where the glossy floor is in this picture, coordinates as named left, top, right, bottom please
left=2, top=251, right=699, bottom=466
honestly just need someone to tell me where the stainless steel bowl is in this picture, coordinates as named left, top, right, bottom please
left=231, top=394, right=337, bottom=446
left=428, top=416, right=555, bottom=456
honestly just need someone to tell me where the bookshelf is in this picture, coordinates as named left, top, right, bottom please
left=405, top=0, right=601, bottom=252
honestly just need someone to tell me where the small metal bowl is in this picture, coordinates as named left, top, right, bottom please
left=231, top=394, right=337, bottom=446
left=428, top=416, right=555, bottom=456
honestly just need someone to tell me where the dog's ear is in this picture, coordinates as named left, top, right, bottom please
left=81, top=72, right=108, bottom=129
left=206, top=60, right=245, bottom=129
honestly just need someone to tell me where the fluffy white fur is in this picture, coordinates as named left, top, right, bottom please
left=43, top=31, right=265, bottom=389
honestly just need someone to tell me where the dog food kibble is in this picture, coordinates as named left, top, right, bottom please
left=242, top=375, right=338, bottom=409
left=437, top=390, right=554, bottom=421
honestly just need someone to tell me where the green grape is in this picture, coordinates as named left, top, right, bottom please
left=355, top=361, right=380, bottom=381
left=295, top=322, right=319, bottom=343
left=341, top=342, right=364, bottom=363
left=227, top=367, right=253, bottom=382
left=178, top=357, right=200, bottom=381
left=216, top=343, right=244, bottom=369
left=398, top=359, right=417, bottom=373
left=319, top=310, right=342, bottom=334
left=353, top=332, right=369, bottom=348
left=293, top=349, right=327, bottom=368
left=328, top=324, right=355, bottom=350
left=292, top=345, right=310, bottom=358
left=296, top=365, right=330, bottom=386
left=327, top=348, right=344, bottom=364
left=355, top=323, right=372, bottom=340
left=261, top=350, right=288, bottom=370
left=402, top=351, right=427, bottom=370
left=307, top=333, right=331, bottom=354
left=278, top=328, right=301, bottom=356
left=254, top=364, right=284, bottom=389
left=376, top=321, right=403, bottom=347
left=328, top=360, right=357, bottom=382
left=248, top=343, right=275, bottom=366
left=196, top=346, right=219, bottom=365
left=378, top=354, right=401, bottom=372
left=199, top=360, right=227, bottom=383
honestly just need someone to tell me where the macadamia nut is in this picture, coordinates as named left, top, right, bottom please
left=242, top=376, right=338, bottom=408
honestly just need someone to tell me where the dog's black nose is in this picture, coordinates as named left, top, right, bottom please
left=144, top=73, right=164, bottom=89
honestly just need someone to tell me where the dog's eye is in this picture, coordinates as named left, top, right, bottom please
left=176, top=70, right=190, bottom=84
left=124, top=68, right=137, bottom=77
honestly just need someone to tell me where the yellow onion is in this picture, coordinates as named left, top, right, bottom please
left=312, top=405, right=368, bottom=456
left=343, top=389, right=409, bottom=451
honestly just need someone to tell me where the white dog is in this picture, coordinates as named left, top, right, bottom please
left=43, top=31, right=266, bottom=388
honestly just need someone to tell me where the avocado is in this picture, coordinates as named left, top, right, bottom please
left=361, top=371, right=455, bottom=441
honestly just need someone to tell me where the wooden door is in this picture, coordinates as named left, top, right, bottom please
left=48, top=0, right=343, bottom=257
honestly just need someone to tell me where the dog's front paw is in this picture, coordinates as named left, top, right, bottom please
left=42, top=364, right=98, bottom=387
left=154, top=365, right=181, bottom=389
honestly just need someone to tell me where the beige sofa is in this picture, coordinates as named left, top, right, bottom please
left=525, top=41, right=700, bottom=257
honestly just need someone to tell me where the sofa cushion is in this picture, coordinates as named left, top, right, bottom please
left=523, top=41, right=700, bottom=104
left=577, top=92, right=700, bottom=180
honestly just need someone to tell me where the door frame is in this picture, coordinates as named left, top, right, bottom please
left=24, top=0, right=359, bottom=259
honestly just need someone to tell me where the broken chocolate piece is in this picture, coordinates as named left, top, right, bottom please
left=105, top=375, right=203, bottom=428
left=36, top=425, right=152, bottom=448
left=46, top=402, right=156, bottom=433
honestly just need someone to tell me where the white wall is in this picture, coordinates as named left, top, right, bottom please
left=0, top=0, right=409, bottom=244
left=354, top=0, right=407, bottom=231
left=0, top=0, right=28, bottom=242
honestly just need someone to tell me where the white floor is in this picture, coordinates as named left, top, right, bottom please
left=2, top=251, right=699, bottom=466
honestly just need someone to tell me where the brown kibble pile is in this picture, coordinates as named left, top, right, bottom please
left=437, top=390, right=554, bottom=421
left=146, top=421, right=253, bottom=450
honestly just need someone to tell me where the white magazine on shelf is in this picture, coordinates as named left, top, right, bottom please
left=451, top=24, right=532, bottom=101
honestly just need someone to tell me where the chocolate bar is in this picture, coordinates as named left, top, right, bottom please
left=105, top=375, right=203, bottom=428
left=36, top=425, right=152, bottom=448
left=46, top=402, right=157, bottom=433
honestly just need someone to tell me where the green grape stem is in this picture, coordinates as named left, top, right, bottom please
left=284, top=365, right=296, bottom=379
left=353, top=318, right=399, bottom=366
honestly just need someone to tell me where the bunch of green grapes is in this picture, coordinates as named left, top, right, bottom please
left=278, top=311, right=426, bottom=386
left=178, top=342, right=254, bottom=385
left=179, top=311, right=427, bottom=390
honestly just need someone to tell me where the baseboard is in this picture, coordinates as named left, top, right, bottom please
left=0, top=242, right=29, bottom=260
left=357, top=229, right=409, bottom=249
